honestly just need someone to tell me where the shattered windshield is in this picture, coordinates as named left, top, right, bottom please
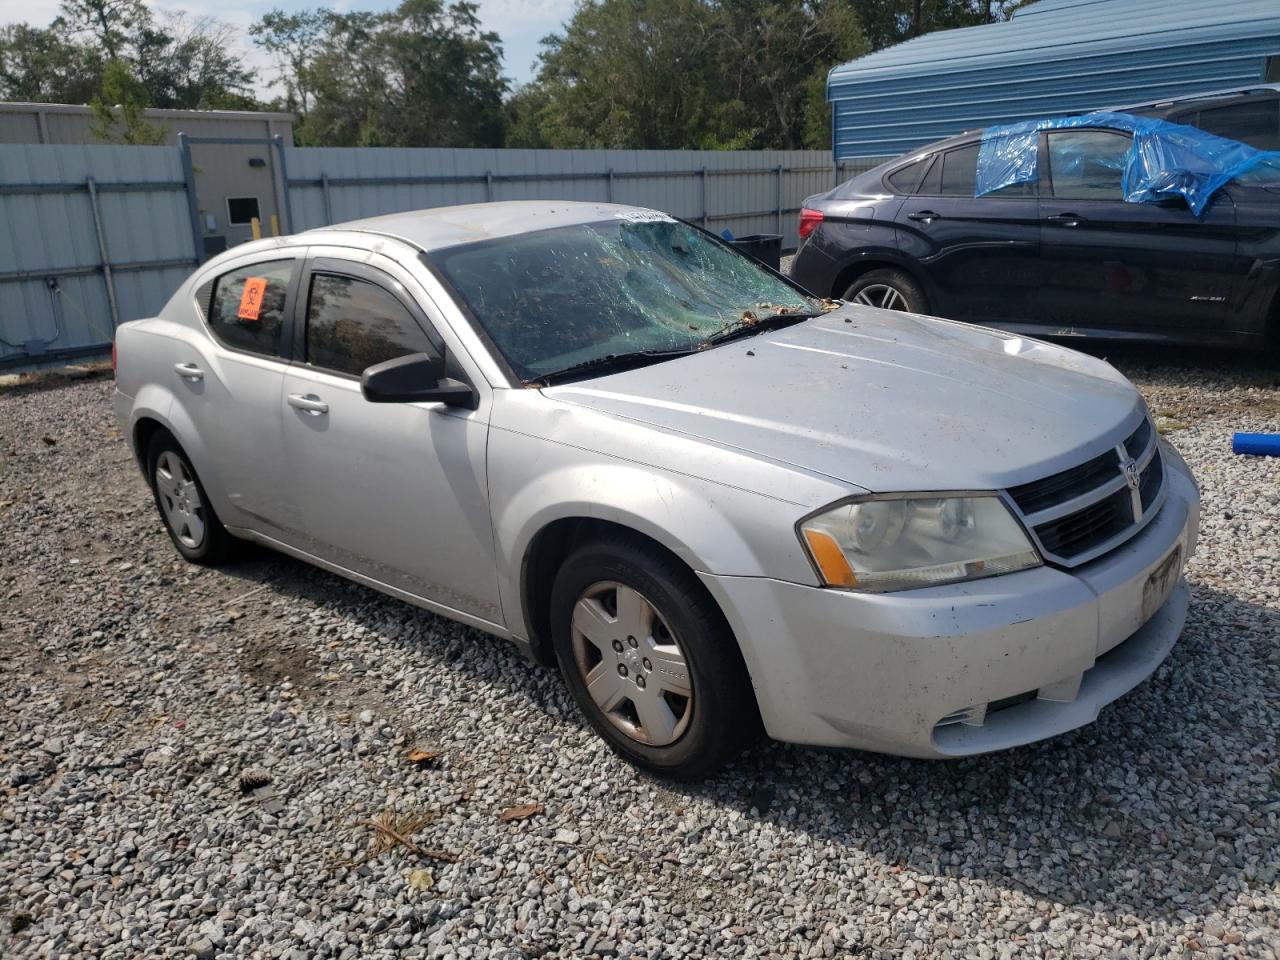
left=428, top=216, right=816, bottom=382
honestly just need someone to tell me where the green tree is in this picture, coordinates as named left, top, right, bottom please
left=0, top=23, right=101, bottom=103
left=508, top=0, right=866, bottom=150
left=256, top=0, right=508, bottom=147
left=507, top=0, right=721, bottom=149
left=89, top=57, right=165, bottom=144
left=254, top=9, right=328, bottom=115
left=0, top=0, right=256, bottom=110
left=853, top=0, right=1020, bottom=52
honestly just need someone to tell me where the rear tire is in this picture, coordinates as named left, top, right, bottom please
left=146, top=431, right=237, bottom=565
left=844, top=267, right=927, bottom=313
left=550, top=534, right=759, bottom=780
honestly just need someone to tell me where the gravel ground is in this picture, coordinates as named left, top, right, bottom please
left=1, top=351, right=1278, bottom=960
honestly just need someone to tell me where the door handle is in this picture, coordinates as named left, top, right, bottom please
left=1045, top=213, right=1084, bottom=226
left=174, top=362, right=203, bottom=381
left=287, top=393, right=329, bottom=415
left=907, top=210, right=941, bottom=223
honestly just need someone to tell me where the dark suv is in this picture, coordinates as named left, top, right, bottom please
left=790, top=118, right=1280, bottom=348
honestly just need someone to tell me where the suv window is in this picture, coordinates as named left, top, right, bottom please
left=924, top=144, right=1034, bottom=197
left=207, top=260, right=293, bottom=357
left=305, top=272, right=438, bottom=377
left=885, top=156, right=929, bottom=194
left=1047, top=129, right=1131, bottom=200
left=917, top=154, right=941, bottom=195
left=1186, top=100, right=1280, bottom=151
left=940, top=144, right=979, bottom=196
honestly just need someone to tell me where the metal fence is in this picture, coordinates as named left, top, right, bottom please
left=285, top=147, right=874, bottom=250
left=0, top=143, right=198, bottom=370
left=1, top=142, right=889, bottom=371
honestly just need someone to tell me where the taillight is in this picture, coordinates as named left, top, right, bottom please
left=798, top=207, right=824, bottom=239
left=111, top=340, right=118, bottom=377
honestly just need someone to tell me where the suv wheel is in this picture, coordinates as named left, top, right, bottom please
left=146, top=431, right=237, bottom=565
left=844, top=268, right=927, bottom=313
left=550, top=535, right=758, bottom=779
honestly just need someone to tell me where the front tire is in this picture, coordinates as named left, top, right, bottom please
left=550, top=535, right=759, bottom=780
left=146, top=431, right=237, bottom=565
left=844, top=267, right=927, bottom=313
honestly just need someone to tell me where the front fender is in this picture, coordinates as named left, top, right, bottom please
left=488, top=431, right=822, bottom=639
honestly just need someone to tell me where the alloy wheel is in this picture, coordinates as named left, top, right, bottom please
left=570, top=580, right=693, bottom=746
left=852, top=282, right=908, bottom=310
left=154, top=451, right=205, bottom=549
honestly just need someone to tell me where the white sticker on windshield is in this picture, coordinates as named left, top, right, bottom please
left=615, top=210, right=676, bottom=223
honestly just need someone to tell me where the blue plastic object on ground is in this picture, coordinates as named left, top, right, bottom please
left=976, top=111, right=1280, bottom=215
left=1232, top=433, right=1280, bottom=456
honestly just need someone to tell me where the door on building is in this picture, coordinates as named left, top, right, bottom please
left=187, top=138, right=285, bottom=257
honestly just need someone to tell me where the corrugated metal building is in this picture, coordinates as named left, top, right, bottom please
left=826, top=0, right=1280, bottom=161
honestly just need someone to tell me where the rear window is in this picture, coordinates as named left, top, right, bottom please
left=207, top=260, right=293, bottom=357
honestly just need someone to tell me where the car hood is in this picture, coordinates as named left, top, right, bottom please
left=542, top=307, right=1146, bottom=493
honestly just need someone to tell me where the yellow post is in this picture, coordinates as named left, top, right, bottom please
left=270, top=214, right=280, bottom=237
left=250, top=217, right=261, bottom=240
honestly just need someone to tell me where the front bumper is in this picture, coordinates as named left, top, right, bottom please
left=700, top=445, right=1200, bottom=758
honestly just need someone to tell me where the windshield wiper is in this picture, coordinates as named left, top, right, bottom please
left=703, top=310, right=824, bottom=347
left=530, top=348, right=696, bottom=386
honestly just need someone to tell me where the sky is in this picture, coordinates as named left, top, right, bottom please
left=10, top=0, right=577, bottom=92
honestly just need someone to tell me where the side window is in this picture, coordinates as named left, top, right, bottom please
left=917, top=154, right=941, bottom=195
left=207, top=260, right=293, bottom=357
left=305, top=272, right=438, bottom=377
left=1189, top=101, right=1280, bottom=151
left=939, top=144, right=979, bottom=196
left=1047, top=129, right=1131, bottom=200
left=885, top=156, right=929, bottom=195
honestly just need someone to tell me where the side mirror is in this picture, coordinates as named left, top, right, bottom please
left=361, top=352, right=478, bottom=410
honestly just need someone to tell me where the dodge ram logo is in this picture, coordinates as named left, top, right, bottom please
left=1121, top=457, right=1141, bottom=492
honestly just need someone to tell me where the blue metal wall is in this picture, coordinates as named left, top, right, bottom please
left=828, top=0, right=1280, bottom=160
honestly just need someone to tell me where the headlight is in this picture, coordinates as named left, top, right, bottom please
left=798, top=494, right=1041, bottom=592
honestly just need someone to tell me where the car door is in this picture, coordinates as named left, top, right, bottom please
left=176, top=253, right=302, bottom=535
left=895, top=142, right=1042, bottom=324
left=278, top=253, right=503, bottom=626
left=1037, top=127, right=1245, bottom=340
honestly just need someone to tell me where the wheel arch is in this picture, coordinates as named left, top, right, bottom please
left=830, top=256, right=932, bottom=309
left=124, top=395, right=233, bottom=520
left=518, top=517, right=744, bottom=677
left=132, top=416, right=169, bottom=472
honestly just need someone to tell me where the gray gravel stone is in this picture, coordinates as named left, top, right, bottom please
left=0, top=360, right=1277, bottom=959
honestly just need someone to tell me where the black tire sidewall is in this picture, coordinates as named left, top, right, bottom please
left=845, top=268, right=926, bottom=314
left=145, top=432, right=229, bottom=564
left=549, top=539, right=754, bottom=778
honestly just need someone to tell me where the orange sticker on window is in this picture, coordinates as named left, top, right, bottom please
left=237, top=277, right=268, bottom=322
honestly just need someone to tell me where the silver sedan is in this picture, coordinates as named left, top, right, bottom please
left=113, top=201, right=1200, bottom=779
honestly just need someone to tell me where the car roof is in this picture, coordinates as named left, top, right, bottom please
left=319, top=200, right=660, bottom=252
left=1108, top=84, right=1280, bottom=116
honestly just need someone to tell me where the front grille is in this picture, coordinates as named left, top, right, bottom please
left=1034, top=487, right=1132, bottom=557
left=1007, top=447, right=1120, bottom=514
left=1008, top=418, right=1164, bottom=565
left=1124, top=418, right=1152, bottom=460
left=1140, top=449, right=1163, bottom=511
